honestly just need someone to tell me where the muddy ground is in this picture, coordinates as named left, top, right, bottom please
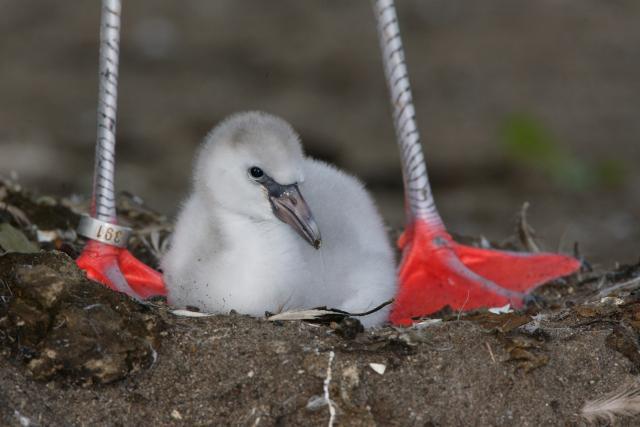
left=1, top=180, right=640, bottom=426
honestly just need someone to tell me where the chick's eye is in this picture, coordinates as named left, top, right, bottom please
left=249, top=167, right=264, bottom=179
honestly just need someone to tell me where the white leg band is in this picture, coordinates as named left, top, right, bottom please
left=77, top=215, right=132, bottom=248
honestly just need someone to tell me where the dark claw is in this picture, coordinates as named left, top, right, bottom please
left=523, top=294, right=546, bottom=308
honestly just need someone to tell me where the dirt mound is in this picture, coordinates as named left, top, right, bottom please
left=0, top=252, right=162, bottom=385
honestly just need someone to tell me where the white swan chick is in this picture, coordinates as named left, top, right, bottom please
left=162, top=111, right=396, bottom=327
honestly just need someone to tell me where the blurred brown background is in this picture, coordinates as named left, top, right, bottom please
left=1, top=0, right=638, bottom=265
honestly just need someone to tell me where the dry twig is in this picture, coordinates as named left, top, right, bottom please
left=517, top=202, right=540, bottom=252
left=324, top=351, right=336, bottom=427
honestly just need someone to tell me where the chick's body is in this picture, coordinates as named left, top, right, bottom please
left=162, top=112, right=396, bottom=327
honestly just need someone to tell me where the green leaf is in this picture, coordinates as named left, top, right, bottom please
left=0, top=222, right=39, bottom=254
left=498, top=113, right=626, bottom=191
left=501, top=114, right=558, bottom=162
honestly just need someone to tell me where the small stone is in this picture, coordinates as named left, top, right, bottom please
left=333, top=317, right=364, bottom=339
left=369, top=363, right=386, bottom=375
left=600, top=296, right=625, bottom=306
left=268, top=340, right=290, bottom=354
left=171, top=409, right=182, bottom=420
left=306, top=395, right=328, bottom=411
left=488, top=304, right=512, bottom=314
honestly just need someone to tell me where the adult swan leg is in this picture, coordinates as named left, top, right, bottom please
left=76, top=0, right=165, bottom=299
left=371, top=0, right=580, bottom=325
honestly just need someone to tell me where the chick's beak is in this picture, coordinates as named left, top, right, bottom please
left=268, top=183, right=322, bottom=249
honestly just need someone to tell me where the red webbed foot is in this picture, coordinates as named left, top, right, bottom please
left=77, top=240, right=166, bottom=299
left=390, top=220, right=581, bottom=326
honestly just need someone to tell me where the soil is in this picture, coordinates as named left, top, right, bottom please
left=2, top=180, right=640, bottom=426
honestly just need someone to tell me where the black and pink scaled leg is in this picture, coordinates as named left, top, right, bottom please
left=372, top=0, right=580, bottom=325
left=76, top=0, right=165, bottom=299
